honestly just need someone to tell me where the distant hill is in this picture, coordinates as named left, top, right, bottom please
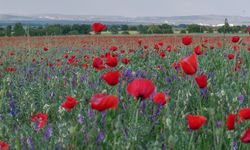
left=0, top=14, right=250, bottom=26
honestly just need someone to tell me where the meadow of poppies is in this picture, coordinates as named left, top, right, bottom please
left=0, top=23, right=250, bottom=149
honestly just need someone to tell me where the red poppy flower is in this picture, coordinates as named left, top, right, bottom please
left=194, top=45, right=206, bottom=55
left=121, top=57, right=130, bottom=65
left=67, top=56, right=78, bottom=65
left=187, top=114, right=207, bottom=130
left=5, top=67, right=17, bottom=72
left=101, top=70, right=121, bottom=86
left=195, top=74, right=207, bottom=88
left=227, top=54, right=235, bottom=59
left=112, top=53, right=118, bottom=57
left=110, top=46, right=118, bottom=51
left=217, top=41, right=222, bottom=47
left=144, top=45, right=148, bottom=49
left=158, top=41, right=164, bottom=46
left=182, top=36, right=193, bottom=45
left=43, top=47, right=48, bottom=51
left=91, top=23, right=106, bottom=33
left=64, top=54, right=68, bottom=59
left=226, top=113, right=237, bottom=130
left=137, top=39, right=142, bottom=45
left=104, top=52, right=110, bottom=58
left=232, top=45, right=240, bottom=51
left=154, top=44, right=159, bottom=50
left=84, top=55, right=90, bottom=60
left=31, top=112, right=48, bottom=128
left=210, top=45, right=215, bottom=49
left=101, top=54, right=105, bottom=58
left=127, top=78, right=155, bottom=100
left=120, top=50, right=125, bottom=54
left=61, top=96, right=79, bottom=111
left=93, top=57, right=105, bottom=70
left=238, top=107, right=250, bottom=124
left=232, top=36, right=240, bottom=43
left=82, top=64, right=88, bottom=69
left=247, top=46, right=250, bottom=51
left=156, top=65, right=161, bottom=69
left=241, top=128, right=250, bottom=143
left=0, top=141, right=9, bottom=150
left=171, top=62, right=180, bottom=70
left=179, top=53, right=198, bottom=75
left=9, top=52, right=15, bottom=56
left=105, top=56, right=118, bottom=68
left=90, top=93, right=119, bottom=111
left=153, top=92, right=169, bottom=106
left=167, top=45, right=172, bottom=52
left=203, top=39, right=208, bottom=43
left=159, top=52, right=166, bottom=58
left=129, top=49, right=135, bottom=53
left=234, top=64, right=241, bottom=72
left=247, top=27, right=250, bottom=34
left=238, top=59, right=243, bottom=65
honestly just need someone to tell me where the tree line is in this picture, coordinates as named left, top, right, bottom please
left=0, top=22, right=248, bottom=36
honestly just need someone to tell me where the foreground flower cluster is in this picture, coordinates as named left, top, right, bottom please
left=0, top=24, right=249, bottom=149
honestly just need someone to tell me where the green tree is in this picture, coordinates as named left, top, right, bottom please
left=137, top=25, right=148, bottom=34
left=81, top=24, right=91, bottom=34
left=0, top=27, right=5, bottom=36
left=13, top=23, right=25, bottom=36
left=160, top=24, right=173, bottom=34
left=46, top=24, right=62, bottom=35
left=180, top=29, right=187, bottom=34
left=187, top=24, right=204, bottom=33
left=109, top=25, right=119, bottom=34
left=121, top=25, right=129, bottom=31
left=230, top=26, right=241, bottom=33
left=62, top=25, right=71, bottom=35
left=28, top=26, right=46, bottom=36
left=218, top=18, right=231, bottom=33
left=5, top=25, right=12, bottom=36
left=205, top=27, right=214, bottom=33
left=224, top=18, right=230, bottom=33
left=129, top=26, right=137, bottom=31
left=147, top=24, right=161, bottom=34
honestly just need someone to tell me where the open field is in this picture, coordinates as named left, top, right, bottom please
left=0, top=34, right=250, bottom=149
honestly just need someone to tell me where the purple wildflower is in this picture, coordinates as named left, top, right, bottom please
left=232, top=141, right=238, bottom=150
left=78, top=114, right=84, bottom=124
left=97, top=131, right=105, bottom=143
left=88, top=109, right=95, bottom=118
left=124, top=69, right=133, bottom=78
left=44, top=126, right=52, bottom=140
left=101, top=111, right=106, bottom=127
left=216, top=120, right=222, bottom=128
left=200, top=87, right=209, bottom=100
left=165, top=77, right=172, bottom=83
left=80, top=74, right=87, bottom=81
left=27, top=137, right=35, bottom=150
left=237, top=94, right=244, bottom=104
left=7, top=91, right=17, bottom=117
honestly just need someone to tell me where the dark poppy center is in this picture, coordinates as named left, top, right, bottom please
left=137, top=94, right=145, bottom=100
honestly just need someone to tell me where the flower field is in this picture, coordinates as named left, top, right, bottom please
left=0, top=33, right=250, bottom=149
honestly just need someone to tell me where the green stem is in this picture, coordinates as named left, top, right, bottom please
left=188, top=132, right=194, bottom=150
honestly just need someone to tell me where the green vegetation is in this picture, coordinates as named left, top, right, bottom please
left=0, top=20, right=249, bottom=37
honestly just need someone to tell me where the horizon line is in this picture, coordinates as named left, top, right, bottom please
left=0, top=13, right=250, bottom=18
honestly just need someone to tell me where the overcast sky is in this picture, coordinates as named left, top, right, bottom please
left=0, top=0, right=249, bottom=17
